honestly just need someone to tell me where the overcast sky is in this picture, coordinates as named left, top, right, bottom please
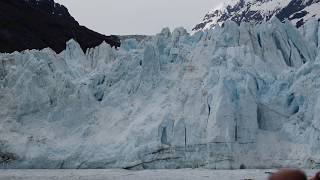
left=54, top=0, right=219, bottom=35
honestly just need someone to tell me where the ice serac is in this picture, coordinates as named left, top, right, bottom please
left=1, top=18, right=320, bottom=169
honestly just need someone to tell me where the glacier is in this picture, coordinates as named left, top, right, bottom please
left=0, top=18, right=320, bottom=169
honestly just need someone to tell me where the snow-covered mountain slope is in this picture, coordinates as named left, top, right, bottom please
left=193, top=0, right=320, bottom=31
left=1, top=19, right=320, bottom=169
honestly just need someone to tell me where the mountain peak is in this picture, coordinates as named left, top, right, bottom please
left=0, top=0, right=120, bottom=53
left=193, top=0, right=320, bottom=31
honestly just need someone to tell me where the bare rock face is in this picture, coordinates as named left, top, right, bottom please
left=193, top=0, right=320, bottom=31
left=0, top=0, right=120, bottom=53
left=0, top=18, right=320, bottom=169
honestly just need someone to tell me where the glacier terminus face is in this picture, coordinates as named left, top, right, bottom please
left=0, top=19, right=320, bottom=169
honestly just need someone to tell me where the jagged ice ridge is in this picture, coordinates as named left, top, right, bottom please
left=0, top=18, right=320, bottom=169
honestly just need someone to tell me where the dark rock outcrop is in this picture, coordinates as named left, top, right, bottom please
left=0, top=0, right=120, bottom=53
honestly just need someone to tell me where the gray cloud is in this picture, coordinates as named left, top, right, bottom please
left=55, top=0, right=219, bottom=35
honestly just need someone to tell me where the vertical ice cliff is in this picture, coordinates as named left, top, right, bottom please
left=0, top=18, right=320, bottom=169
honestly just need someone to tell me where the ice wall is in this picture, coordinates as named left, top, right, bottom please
left=0, top=19, right=320, bottom=169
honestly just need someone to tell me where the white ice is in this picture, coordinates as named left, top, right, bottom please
left=0, top=18, right=320, bottom=170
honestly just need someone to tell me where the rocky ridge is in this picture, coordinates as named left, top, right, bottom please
left=0, top=0, right=120, bottom=53
left=193, top=0, right=320, bottom=31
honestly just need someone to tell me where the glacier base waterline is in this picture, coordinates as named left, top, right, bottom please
left=0, top=169, right=319, bottom=180
left=0, top=18, right=320, bottom=169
